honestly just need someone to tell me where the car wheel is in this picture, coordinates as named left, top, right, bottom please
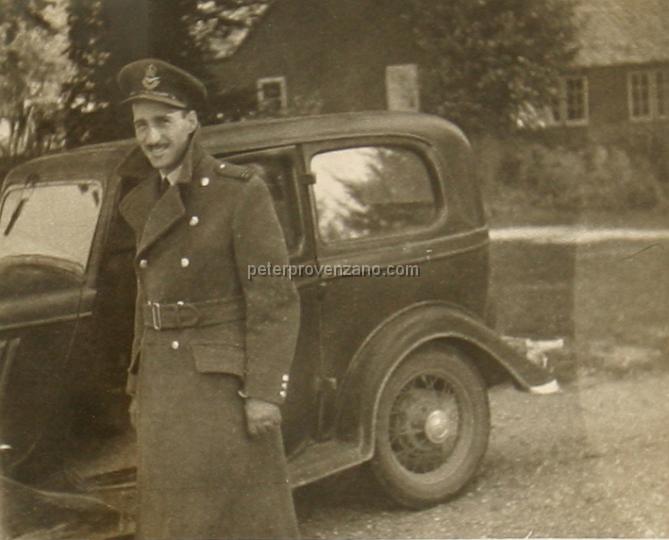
left=371, top=346, right=490, bottom=508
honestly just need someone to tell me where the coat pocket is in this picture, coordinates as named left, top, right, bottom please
left=190, top=342, right=246, bottom=375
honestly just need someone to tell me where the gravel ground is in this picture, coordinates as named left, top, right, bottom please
left=295, top=368, right=669, bottom=538
left=13, top=367, right=668, bottom=539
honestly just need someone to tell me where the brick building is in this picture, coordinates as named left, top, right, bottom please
left=213, top=0, right=669, bottom=148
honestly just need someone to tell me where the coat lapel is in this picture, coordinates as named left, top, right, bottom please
left=119, top=172, right=160, bottom=238
left=136, top=183, right=186, bottom=257
left=116, top=130, right=205, bottom=257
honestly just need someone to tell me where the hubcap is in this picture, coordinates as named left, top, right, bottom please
left=424, top=410, right=450, bottom=444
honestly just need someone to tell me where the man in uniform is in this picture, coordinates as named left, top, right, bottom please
left=115, top=58, right=301, bottom=539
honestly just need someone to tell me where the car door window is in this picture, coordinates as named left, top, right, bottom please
left=0, top=180, right=103, bottom=272
left=310, top=146, right=437, bottom=243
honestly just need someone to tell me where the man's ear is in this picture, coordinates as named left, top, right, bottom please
left=185, top=110, right=199, bottom=133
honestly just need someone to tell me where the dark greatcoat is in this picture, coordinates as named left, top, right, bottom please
left=117, top=131, right=301, bottom=540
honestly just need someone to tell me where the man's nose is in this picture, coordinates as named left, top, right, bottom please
left=143, top=125, right=161, bottom=144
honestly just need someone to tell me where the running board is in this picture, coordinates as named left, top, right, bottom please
left=288, top=440, right=368, bottom=488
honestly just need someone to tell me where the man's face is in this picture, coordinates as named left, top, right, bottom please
left=132, top=100, right=198, bottom=174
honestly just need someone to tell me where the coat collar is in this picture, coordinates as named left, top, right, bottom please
left=118, top=128, right=205, bottom=256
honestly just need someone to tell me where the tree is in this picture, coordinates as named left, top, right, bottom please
left=63, top=0, right=130, bottom=148
left=404, top=0, right=579, bottom=134
left=63, top=0, right=266, bottom=146
left=149, top=0, right=267, bottom=124
left=0, top=0, right=73, bottom=158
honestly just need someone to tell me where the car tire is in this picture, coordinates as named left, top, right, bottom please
left=371, top=345, right=490, bottom=509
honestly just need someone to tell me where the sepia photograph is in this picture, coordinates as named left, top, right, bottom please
left=0, top=0, right=667, bottom=538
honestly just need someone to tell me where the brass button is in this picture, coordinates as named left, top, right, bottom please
left=180, top=257, right=190, bottom=268
left=282, top=374, right=290, bottom=382
left=171, top=340, right=180, bottom=350
left=200, top=177, right=210, bottom=187
left=139, top=259, right=148, bottom=269
left=219, top=163, right=226, bottom=170
left=279, top=390, right=287, bottom=398
left=189, top=216, right=200, bottom=227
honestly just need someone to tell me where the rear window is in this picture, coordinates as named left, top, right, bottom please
left=310, top=146, right=437, bottom=243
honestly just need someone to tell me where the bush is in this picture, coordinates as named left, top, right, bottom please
left=480, top=137, right=666, bottom=215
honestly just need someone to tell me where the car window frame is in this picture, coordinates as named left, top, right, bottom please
left=303, top=136, right=447, bottom=256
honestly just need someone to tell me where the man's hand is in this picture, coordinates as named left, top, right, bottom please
left=244, top=398, right=282, bottom=437
left=129, top=396, right=139, bottom=430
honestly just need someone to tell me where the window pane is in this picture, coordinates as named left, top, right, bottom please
left=262, top=82, right=282, bottom=100
left=565, top=77, right=586, bottom=121
left=550, top=94, right=562, bottom=123
left=657, top=71, right=667, bottom=117
left=0, top=181, right=103, bottom=271
left=311, top=146, right=436, bottom=243
left=257, top=78, right=286, bottom=114
left=631, top=73, right=650, bottom=117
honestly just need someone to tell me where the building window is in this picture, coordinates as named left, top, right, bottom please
left=630, top=72, right=651, bottom=118
left=257, top=76, right=287, bottom=114
left=550, top=76, right=589, bottom=126
left=629, top=69, right=669, bottom=120
left=385, top=64, right=420, bottom=112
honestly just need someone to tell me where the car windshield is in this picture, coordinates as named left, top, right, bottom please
left=0, top=180, right=103, bottom=272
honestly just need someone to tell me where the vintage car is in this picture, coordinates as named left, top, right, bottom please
left=0, top=112, right=557, bottom=516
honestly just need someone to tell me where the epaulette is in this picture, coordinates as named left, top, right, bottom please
left=215, top=160, right=252, bottom=181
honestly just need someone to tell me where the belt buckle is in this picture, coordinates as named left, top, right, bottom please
left=150, top=302, right=162, bottom=330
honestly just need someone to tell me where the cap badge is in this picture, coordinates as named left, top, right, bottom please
left=142, top=64, right=161, bottom=91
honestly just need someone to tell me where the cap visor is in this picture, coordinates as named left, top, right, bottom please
left=121, top=92, right=188, bottom=109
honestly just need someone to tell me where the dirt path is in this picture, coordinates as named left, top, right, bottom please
left=295, top=369, right=669, bottom=538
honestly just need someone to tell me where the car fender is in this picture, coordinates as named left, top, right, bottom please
left=334, top=300, right=559, bottom=457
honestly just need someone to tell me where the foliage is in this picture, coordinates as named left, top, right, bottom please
left=63, top=0, right=265, bottom=146
left=152, top=0, right=268, bottom=126
left=63, top=0, right=128, bottom=148
left=0, top=0, right=73, bottom=157
left=404, top=0, right=579, bottom=134
left=159, top=1, right=269, bottom=124
left=485, top=139, right=665, bottom=214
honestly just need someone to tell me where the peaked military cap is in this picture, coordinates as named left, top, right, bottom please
left=117, top=58, right=207, bottom=110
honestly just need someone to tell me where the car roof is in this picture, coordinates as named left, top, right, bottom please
left=200, top=111, right=469, bottom=153
left=4, top=111, right=469, bottom=186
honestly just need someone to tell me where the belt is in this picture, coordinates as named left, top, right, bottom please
left=142, top=297, right=245, bottom=330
